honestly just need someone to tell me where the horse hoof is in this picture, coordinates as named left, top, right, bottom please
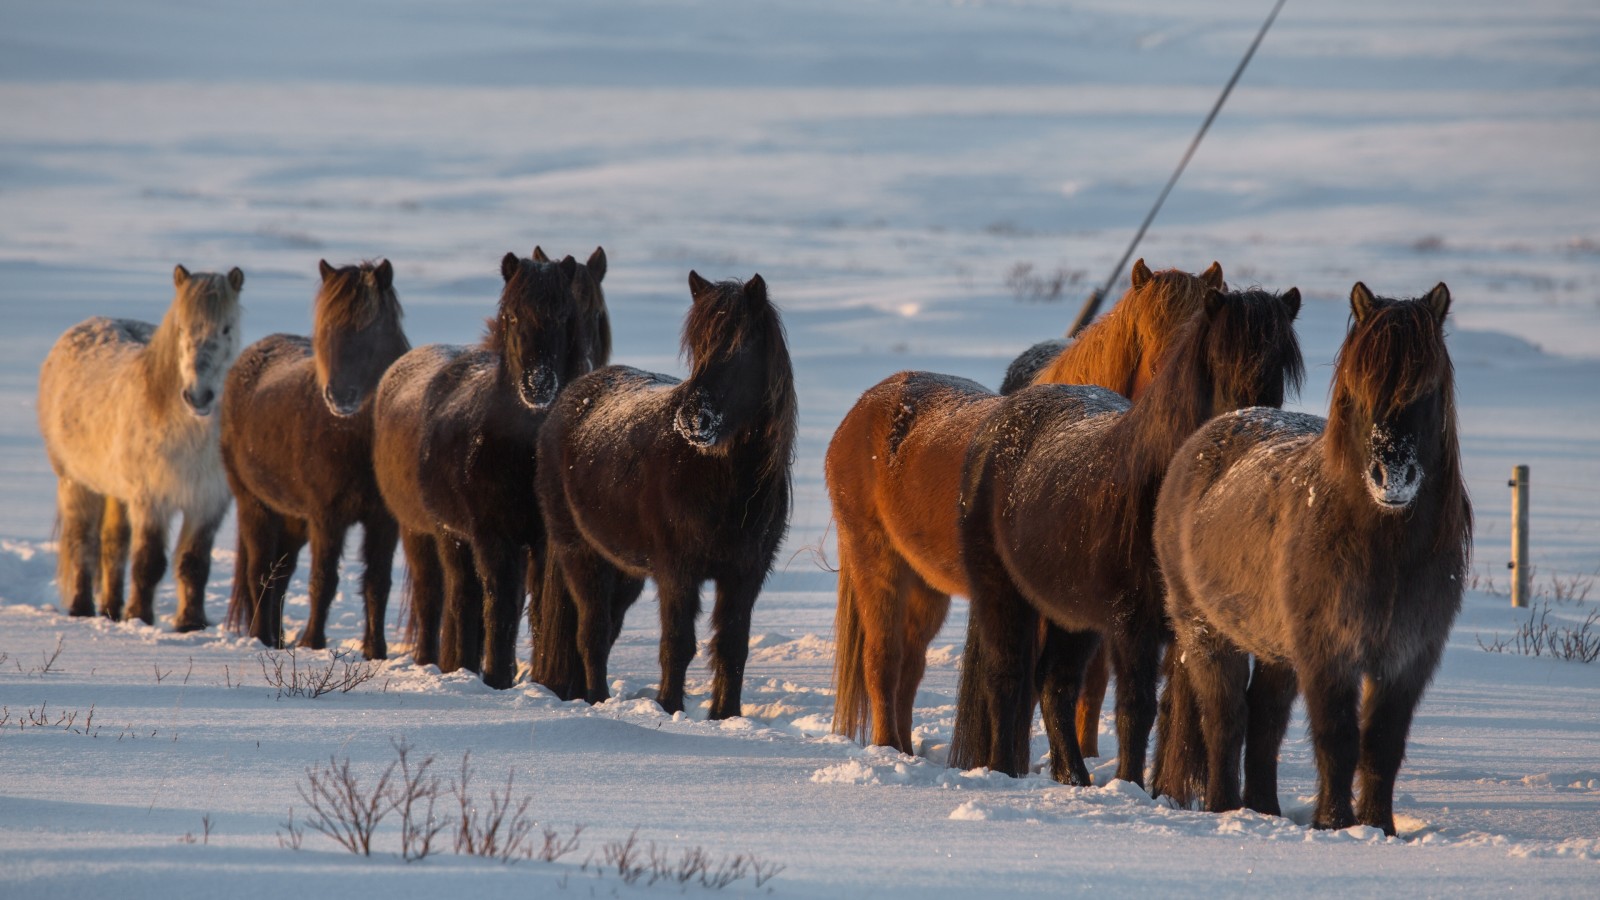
left=363, top=642, right=388, bottom=661
left=172, top=618, right=208, bottom=634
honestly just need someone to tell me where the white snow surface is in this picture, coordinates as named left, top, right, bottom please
left=2, top=1, right=1598, bottom=896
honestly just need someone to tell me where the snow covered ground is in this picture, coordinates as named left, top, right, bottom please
left=1, top=1, right=1597, bottom=895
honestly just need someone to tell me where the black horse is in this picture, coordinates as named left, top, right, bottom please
left=533, top=272, right=796, bottom=719
left=1152, top=282, right=1469, bottom=836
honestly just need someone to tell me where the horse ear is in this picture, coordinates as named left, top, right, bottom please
left=587, top=246, right=607, bottom=283
left=558, top=255, right=579, bottom=282
left=745, top=273, right=768, bottom=304
left=1204, top=287, right=1228, bottom=317
left=319, top=259, right=336, bottom=283
left=1281, top=286, right=1301, bottom=321
left=501, top=252, right=519, bottom=282
left=1424, top=282, right=1451, bottom=320
left=1350, top=282, right=1377, bottom=323
left=374, top=259, right=393, bottom=291
left=1201, top=261, right=1224, bottom=290
left=532, top=246, right=550, bottom=263
left=1130, top=258, right=1153, bottom=290
left=227, top=267, right=245, bottom=292
left=173, top=264, right=190, bottom=287
left=688, top=270, right=715, bottom=300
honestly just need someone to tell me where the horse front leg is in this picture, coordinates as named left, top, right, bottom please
left=171, top=507, right=223, bottom=631
left=358, top=513, right=399, bottom=660
left=98, top=497, right=130, bottom=620
left=1355, top=660, right=1434, bottom=836
left=1036, top=624, right=1098, bottom=786
left=475, top=539, right=528, bottom=690
left=1301, top=664, right=1362, bottom=830
left=1243, top=658, right=1298, bottom=816
left=655, top=572, right=705, bottom=716
left=124, top=506, right=168, bottom=626
left=55, top=478, right=102, bottom=617
left=709, top=571, right=768, bottom=721
left=297, top=523, right=345, bottom=650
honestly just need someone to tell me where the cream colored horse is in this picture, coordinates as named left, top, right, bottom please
left=38, top=264, right=243, bottom=629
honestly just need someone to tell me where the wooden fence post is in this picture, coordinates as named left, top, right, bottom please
left=1509, top=464, right=1530, bottom=608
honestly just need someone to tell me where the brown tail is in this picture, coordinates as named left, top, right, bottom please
left=830, top=561, right=871, bottom=743
left=1150, top=650, right=1205, bottom=808
left=224, top=529, right=251, bottom=633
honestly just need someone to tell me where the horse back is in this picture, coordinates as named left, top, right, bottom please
left=826, top=371, right=999, bottom=597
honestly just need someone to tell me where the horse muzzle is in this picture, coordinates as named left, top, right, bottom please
left=673, top=403, right=724, bottom=449
left=1366, top=458, right=1422, bottom=511
left=181, top=387, right=216, bottom=418
left=518, top=366, right=559, bottom=410
left=322, top=385, right=364, bottom=418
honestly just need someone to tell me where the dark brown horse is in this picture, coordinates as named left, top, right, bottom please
left=222, top=260, right=409, bottom=658
left=950, top=286, right=1303, bottom=786
left=373, top=247, right=607, bottom=690
left=532, top=272, right=795, bottom=719
left=1152, top=283, right=1468, bottom=836
left=827, top=259, right=1223, bottom=756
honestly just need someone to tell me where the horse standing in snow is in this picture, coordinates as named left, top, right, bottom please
left=827, top=260, right=1224, bottom=759
left=222, top=260, right=409, bottom=659
left=1152, top=283, right=1468, bottom=836
left=373, top=248, right=608, bottom=689
left=533, top=272, right=795, bottom=719
left=38, top=264, right=243, bottom=629
left=950, top=286, right=1303, bottom=787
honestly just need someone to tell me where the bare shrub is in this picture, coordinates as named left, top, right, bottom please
left=391, top=739, right=448, bottom=862
left=1478, top=602, right=1600, bottom=663
left=278, top=808, right=305, bottom=850
left=453, top=753, right=535, bottom=862
left=1004, top=262, right=1086, bottom=302
left=258, top=648, right=380, bottom=699
left=3, top=703, right=100, bottom=737
left=298, top=755, right=399, bottom=855
left=13, top=636, right=65, bottom=676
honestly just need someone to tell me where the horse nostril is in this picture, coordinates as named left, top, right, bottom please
left=1369, top=462, right=1385, bottom=486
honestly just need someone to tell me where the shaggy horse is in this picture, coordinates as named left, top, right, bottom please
left=39, top=265, right=243, bottom=628
left=1152, top=283, right=1468, bottom=835
left=222, top=260, right=408, bottom=659
left=374, top=248, right=607, bottom=689
left=533, top=273, right=795, bottom=719
left=827, top=259, right=1223, bottom=756
left=950, top=287, right=1303, bottom=786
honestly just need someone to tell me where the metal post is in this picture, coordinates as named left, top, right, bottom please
left=1509, top=464, right=1530, bottom=607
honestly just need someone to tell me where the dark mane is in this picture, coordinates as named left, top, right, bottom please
left=316, top=260, right=403, bottom=336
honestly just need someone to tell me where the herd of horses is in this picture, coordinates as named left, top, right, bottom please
left=36, top=252, right=1467, bottom=837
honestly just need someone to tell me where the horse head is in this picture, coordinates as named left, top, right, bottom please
left=313, top=259, right=408, bottom=418
left=1331, top=282, right=1454, bottom=512
left=492, top=250, right=589, bottom=410
left=1198, top=285, right=1304, bottom=413
left=171, top=264, right=244, bottom=418
left=673, top=271, right=784, bottom=451
left=1124, top=258, right=1226, bottom=398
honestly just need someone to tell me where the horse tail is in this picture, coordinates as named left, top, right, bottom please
left=224, top=527, right=251, bottom=634
left=830, top=555, right=870, bottom=743
left=529, top=547, right=583, bottom=701
left=948, top=608, right=991, bottom=771
left=1151, top=648, right=1205, bottom=808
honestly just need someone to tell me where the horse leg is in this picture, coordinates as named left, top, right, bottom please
left=1107, top=629, right=1164, bottom=787
left=124, top=506, right=168, bottom=626
left=98, top=497, right=130, bottom=620
left=1301, top=665, right=1362, bottom=830
left=259, top=519, right=306, bottom=649
left=55, top=478, right=102, bottom=617
left=475, top=539, right=527, bottom=690
left=835, top=529, right=906, bottom=750
left=358, top=514, right=399, bottom=661
left=1036, top=625, right=1098, bottom=786
left=1242, top=658, right=1298, bottom=816
left=560, top=547, right=617, bottom=705
left=973, top=583, right=1040, bottom=777
left=438, top=537, right=483, bottom=673
left=1179, top=636, right=1249, bottom=812
left=401, top=530, right=443, bottom=667
left=1355, top=661, right=1433, bottom=836
left=1076, top=646, right=1110, bottom=758
left=895, top=574, right=950, bottom=753
left=654, top=571, right=704, bottom=716
left=709, top=572, right=766, bottom=721
left=171, top=509, right=222, bottom=632
left=297, top=522, right=344, bottom=651
left=1151, top=647, right=1205, bottom=807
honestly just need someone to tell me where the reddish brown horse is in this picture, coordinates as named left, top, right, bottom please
left=1152, top=283, right=1468, bottom=835
left=950, top=286, right=1303, bottom=787
left=222, top=260, right=409, bottom=659
left=827, top=259, right=1223, bottom=755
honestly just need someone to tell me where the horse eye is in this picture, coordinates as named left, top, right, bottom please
left=223, top=326, right=232, bottom=336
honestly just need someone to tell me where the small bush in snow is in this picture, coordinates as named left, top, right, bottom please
left=257, top=648, right=381, bottom=699
left=1478, top=601, right=1600, bottom=663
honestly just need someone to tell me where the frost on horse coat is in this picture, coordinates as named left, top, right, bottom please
left=1153, top=282, right=1469, bottom=836
left=38, top=264, right=243, bottom=628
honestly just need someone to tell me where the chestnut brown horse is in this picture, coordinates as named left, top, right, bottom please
left=373, top=247, right=607, bottom=689
left=827, top=259, right=1223, bottom=755
left=950, top=286, right=1303, bottom=787
left=1152, top=283, right=1468, bottom=835
left=223, top=260, right=408, bottom=658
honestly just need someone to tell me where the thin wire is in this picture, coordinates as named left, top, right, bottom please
left=1066, top=0, right=1289, bottom=337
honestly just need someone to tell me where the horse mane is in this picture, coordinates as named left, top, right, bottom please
left=1326, top=296, right=1471, bottom=553
left=316, top=260, right=403, bottom=337
left=682, top=278, right=798, bottom=489
left=1035, top=264, right=1219, bottom=392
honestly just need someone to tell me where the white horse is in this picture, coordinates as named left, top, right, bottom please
left=38, top=264, right=243, bottom=629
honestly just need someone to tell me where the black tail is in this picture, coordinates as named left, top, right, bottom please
left=528, top=545, right=585, bottom=700
left=1150, top=649, right=1206, bottom=807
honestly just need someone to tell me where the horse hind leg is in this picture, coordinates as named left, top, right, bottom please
left=124, top=506, right=168, bottom=626
left=1107, top=627, right=1165, bottom=787
left=1076, top=646, right=1110, bottom=758
left=829, top=527, right=907, bottom=751
left=98, top=497, right=130, bottom=620
left=1242, top=658, right=1298, bottom=816
left=171, top=508, right=223, bottom=632
left=894, top=574, right=950, bottom=754
left=1036, top=624, right=1098, bottom=786
left=54, top=478, right=102, bottom=617
left=401, top=529, right=444, bottom=668
left=438, top=537, right=483, bottom=674
left=358, top=513, right=400, bottom=661
left=557, top=546, right=621, bottom=705
left=1176, top=633, right=1250, bottom=812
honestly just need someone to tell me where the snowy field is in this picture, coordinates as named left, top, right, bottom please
left=2, top=0, right=1598, bottom=895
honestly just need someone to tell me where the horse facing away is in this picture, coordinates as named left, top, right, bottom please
left=1152, top=283, right=1468, bottom=835
left=222, top=260, right=409, bottom=659
left=950, top=286, right=1303, bottom=787
left=373, top=247, right=607, bottom=689
left=827, top=259, right=1223, bottom=758
left=39, top=265, right=243, bottom=628
left=533, top=272, right=796, bottom=719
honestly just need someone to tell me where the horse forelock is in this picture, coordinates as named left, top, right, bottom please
left=173, top=271, right=241, bottom=324
left=1038, top=266, right=1214, bottom=395
left=315, top=261, right=403, bottom=338
left=483, top=259, right=570, bottom=353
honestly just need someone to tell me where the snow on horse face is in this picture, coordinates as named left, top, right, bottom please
left=38, top=264, right=244, bottom=629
